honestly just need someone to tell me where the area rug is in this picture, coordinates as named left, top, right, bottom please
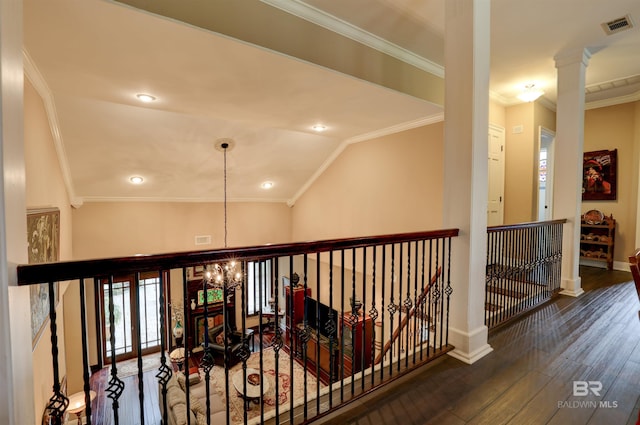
left=209, top=347, right=323, bottom=424
left=109, top=354, right=161, bottom=379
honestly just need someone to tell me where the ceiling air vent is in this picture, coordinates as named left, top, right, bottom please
left=602, top=14, right=634, bottom=35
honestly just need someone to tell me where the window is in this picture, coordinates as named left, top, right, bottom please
left=247, top=261, right=272, bottom=315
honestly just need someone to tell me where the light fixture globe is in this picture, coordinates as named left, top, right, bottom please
left=517, top=83, right=544, bottom=102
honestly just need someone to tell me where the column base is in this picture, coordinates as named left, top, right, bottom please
left=447, top=325, right=493, bottom=364
left=560, top=276, right=584, bottom=297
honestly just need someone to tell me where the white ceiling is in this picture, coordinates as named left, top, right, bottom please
left=23, top=0, right=640, bottom=206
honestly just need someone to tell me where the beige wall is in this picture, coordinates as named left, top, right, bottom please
left=489, top=98, right=506, bottom=128
left=583, top=102, right=639, bottom=265
left=24, top=78, right=75, bottom=416
left=72, top=201, right=291, bottom=259
left=504, top=103, right=536, bottom=223
left=291, top=122, right=445, bottom=241
left=502, top=101, right=556, bottom=224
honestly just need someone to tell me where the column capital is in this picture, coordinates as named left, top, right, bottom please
left=554, top=47, right=592, bottom=69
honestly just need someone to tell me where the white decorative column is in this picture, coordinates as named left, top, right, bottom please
left=443, top=0, right=493, bottom=364
left=554, top=48, right=591, bottom=297
left=1, top=0, right=34, bottom=424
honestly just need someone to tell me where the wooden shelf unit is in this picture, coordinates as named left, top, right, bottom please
left=580, top=214, right=615, bottom=270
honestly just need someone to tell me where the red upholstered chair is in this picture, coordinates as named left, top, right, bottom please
left=628, top=249, right=640, bottom=320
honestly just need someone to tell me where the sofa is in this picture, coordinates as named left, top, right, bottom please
left=160, top=370, right=226, bottom=425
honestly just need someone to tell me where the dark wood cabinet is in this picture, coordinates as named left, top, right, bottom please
left=285, top=286, right=311, bottom=354
left=340, top=313, right=373, bottom=378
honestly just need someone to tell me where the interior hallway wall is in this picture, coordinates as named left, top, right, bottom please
left=291, top=122, right=445, bottom=242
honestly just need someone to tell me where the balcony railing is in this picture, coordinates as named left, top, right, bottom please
left=485, top=219, right=566, bottom=329
left=18, top=229, right=458, bottom=425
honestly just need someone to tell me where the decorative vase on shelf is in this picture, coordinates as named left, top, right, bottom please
left=173, top=320, right=184, bottom=346
left=191, top=299, right=196, bottom=310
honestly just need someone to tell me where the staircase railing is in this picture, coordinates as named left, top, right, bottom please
left=485, top=219, right=566, bottom=329
left=18, top=228, right=458, bottom=425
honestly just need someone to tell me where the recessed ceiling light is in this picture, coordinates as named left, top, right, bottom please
left=129, top=176, right=144, bottom=184
left=312, top=124, right=327, bottom=132
left=261, top=181, right=274, bottom=190
left=136, top=93, right=156, bottom=103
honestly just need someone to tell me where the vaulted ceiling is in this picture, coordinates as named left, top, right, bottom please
left=23, top=0, right=640, bottom=206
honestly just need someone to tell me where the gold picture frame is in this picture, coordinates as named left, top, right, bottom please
left=27, top=208, right=60, bottom=348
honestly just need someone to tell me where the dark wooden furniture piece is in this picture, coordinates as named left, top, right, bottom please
left=580, top=213, right=615, bottom=270
left=285, top=286, right=311, bottom=354
left=628, top=248, right=640, bottom=320
left=340, top=313, right=373, bottom=378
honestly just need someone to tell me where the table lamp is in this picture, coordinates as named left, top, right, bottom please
left=66, top=390, right=96, bottom=424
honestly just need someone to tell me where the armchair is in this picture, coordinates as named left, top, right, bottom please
left=202, top=323, right=245, bottom=367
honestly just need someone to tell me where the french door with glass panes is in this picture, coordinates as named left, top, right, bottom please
left=100, top=272, right=166, bottom=362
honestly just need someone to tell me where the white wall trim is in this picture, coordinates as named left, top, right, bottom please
left=23, top=49, right=83, bottom=208
left=287, top=113, right=445, bottom=206
left=447, top=326, right=493, bottom=364
left=261, top=0, right=444, bottom=78
left=579, top=258, right=631, bottom=272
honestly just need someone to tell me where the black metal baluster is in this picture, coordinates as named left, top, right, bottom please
left=404, top=242, right=413, bottom=369
left=369, top=245, right=378, bottom=386
left=79, top=278, right=92, bottom=425
left=387, top=244, right=396, bottom=377
left=302, top=253, right=310, bottom=420
left=349, top=247, right=356, bottom=395
left=133, top=272, right=145, bottom=425
left=316, top=252, right=322, bottom=411
left=328, top=250, right=336, bottom=409
left=412, top=241, right=419, bottom=365
left=397, top=243, right=403, bottom=372
left=379, top=244, right=386, bottom=380
left=288, top=255, right=295, bottom=425
left=444, top=237, right=453, bottom=346
left=106, top=276, right=124, bottom=425
left=339, top=249, right=345, bottom=402
left=360, top=247, right=366, bottom=391
left=45, top=280, right=68, bottom=425
left=272, top=258, right=284, bottom=425
left=427, top=240, right=433, bottom=357
left=156, top=271, right=171, bottom=425
left=240, top=261, right=250, bottom=425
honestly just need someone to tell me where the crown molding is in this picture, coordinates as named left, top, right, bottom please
left=261, top=0, right=444, bottom=78
left=81, top=196, right=290, bottom=204
left=585, top=90, right=640, bottom=110
left=23, top=49, right=83, bottom=208
left=287, top=112, right=445, bottom=207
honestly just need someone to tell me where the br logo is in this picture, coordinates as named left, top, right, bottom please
left=573, top=381, right=602, bottom=396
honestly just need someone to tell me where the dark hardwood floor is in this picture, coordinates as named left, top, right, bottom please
left=85, top=266, right=640, bottom=425
left=319, top=266, right=640, bottom=425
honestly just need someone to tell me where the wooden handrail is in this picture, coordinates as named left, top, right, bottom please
left=374, top=266, right=442, bottom=365
left=17, top=229, right=459, bottom=285
left=487, top=218, right=567, bottom=233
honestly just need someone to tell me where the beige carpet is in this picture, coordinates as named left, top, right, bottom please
left=210, top=347, right=322, bottom=424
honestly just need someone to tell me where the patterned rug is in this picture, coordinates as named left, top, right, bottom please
left=109, top=354, right=161, bottom=379
left=210, top=347, right=322, bottom=424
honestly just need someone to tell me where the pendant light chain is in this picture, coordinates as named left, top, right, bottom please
left=223, top=144, right=228, bottom=248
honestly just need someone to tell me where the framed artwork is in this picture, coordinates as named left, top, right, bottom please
left=582, top=149, right=617, bottom=201
left=27, top=208, right=60, bottom=347
left=186, top=265, right=205, bottom=280
left=194, top=313, right=223, bottom=346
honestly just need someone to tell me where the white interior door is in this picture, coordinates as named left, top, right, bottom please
left=537, top=127, right=555, bottom=221
left=488, top=124, right=505, bottom=226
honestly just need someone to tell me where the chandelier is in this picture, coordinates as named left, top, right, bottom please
left=204, top=139, right=243, bottom=292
